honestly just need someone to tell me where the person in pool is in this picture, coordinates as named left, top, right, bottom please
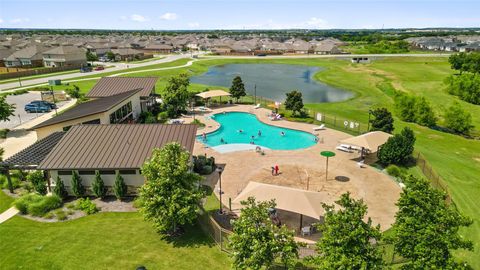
left=238, top=129, right=243, bottom=133
left=280, top=131, right=285, bottom=136
left=258, top=130, right=262, bottom=137
left=202, top=132, right=207, bottom=141
left=220, top=138, right=225, bottom=144
left=251, top=135, right=255, bottom=140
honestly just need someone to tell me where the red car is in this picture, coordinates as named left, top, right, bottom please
left=94, top=66, right=105, bottom=71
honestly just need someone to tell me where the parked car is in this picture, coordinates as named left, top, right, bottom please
left=24, top=102, right=52, bottom=113
left=94, top=66, right=105, bottom=71
left=80, top=66, right=92, bottom=73
left=30, top=100, right=57, bottom=109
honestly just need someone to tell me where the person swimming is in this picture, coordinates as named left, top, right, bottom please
left=220, top=138, right=225, bottom=143
left=258, top=130, right=262, bottom=136
left=201, top=132, right=207, bottom=141
left=280, top=131, right=285, bottom=136
left=238, top=129, right=243, bottom=133
left=251, top=135, right=255, bottom=140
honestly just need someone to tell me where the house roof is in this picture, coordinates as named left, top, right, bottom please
left=111, top=48, right=143, bottom=56
left=86, top=77, right=157, bottom=98
left=38, top=124, right=197, bottom=170
left=33, top=89, right=141, bottom=130
left=0, top=132, right=66, bottom=169
left=5, top=45, right=48, bottom=61
left=42, top=45, right=85, bottom=55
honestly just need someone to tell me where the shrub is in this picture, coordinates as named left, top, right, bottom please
left=75, top=198, right=98, bottom=215
left=53, top=176, right=68, bottom=200
left=386, top=165, right=403, bottom=179
left=133, top=197, right=144, bottom=208
left=71, top=171, right=85, bottom=198
left=193, top=155, right=216, bottom=175
left=201, top=165, right=213, bottom=175
left=28, top=195, right=63, bottom=217
left=27, top=171, right=47, bottom=195
left=192, top=118, right=205, bottom=127
left=0, top=175, right=20, bottom=190
left=43, top=212, right=55, bottom=219
left=369, top=107, right=394, bottom=133
left=157, top=111, right=169, bottom=123
left=55, top=209, right=67, bottom=221
left=445, top=73, right=480, bottom=105
left=444, top=102, right=474, bottom=135
left=14, top=194, right=62, bottom=216
left=394, top=94, right=436, bottom=127
left=0, top=128, right=9, bottom=139
left=414, top=97, right=436, bottom=127
left=92, top=171, right=107, bottom=199
left=113, top=172, right=127, bottom=200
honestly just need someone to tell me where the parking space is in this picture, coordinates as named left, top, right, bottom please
left=0, top=92, right=69, bottom=129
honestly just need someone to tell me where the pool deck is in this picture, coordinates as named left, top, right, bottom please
left=182, top=105, right=401, bottom=240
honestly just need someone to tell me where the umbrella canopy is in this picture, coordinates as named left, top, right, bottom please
left=196, top=90, right=231, bottom=99
left=233, top=181, right=334, bottom=219
left=339, top=131, right=393, bottom=152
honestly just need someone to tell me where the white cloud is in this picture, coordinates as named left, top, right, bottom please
left=130, top=14, right=147, bottom=22
left=0, top=18, right=3, bottom=24
left=159, top=13, right=177, bottom=20
left=188, top=22, right=200, bottom=28
left=221, top=18, right=332, bottom=30
left=305, top=17, right=329, bottom=29
left=10, top=18, right=30, bottom=24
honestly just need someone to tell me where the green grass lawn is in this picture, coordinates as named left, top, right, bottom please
left=120, top=56, right=165, bottom=64
left=0, top=190, right=14, bottom=213
left=0, top=212, right=230, bottom=270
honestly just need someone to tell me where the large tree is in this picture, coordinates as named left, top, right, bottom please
left=390, top=175, right=473, bottom=269
left=163, top=73, right=190, bottom=117
left=284, top=90, right=304, bottom=116
left=414, top=97, right=436, bottom=127
left=229, top=197, right=298, bottom=270
left=444, top=102, right=474, bottom=135
left=378, top=127, right=415, bottom=165
left=0, top=96, right=15, bottom=122
left=369, top=107, right=394, bottom=133
left=230, top=76, right=246, bottom=102
left=139, top=142, right=202, bottom=234
left=314, top=192, right=384, bottom=269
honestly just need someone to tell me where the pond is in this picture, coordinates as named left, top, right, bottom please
left=190, top=64, right=353, bottom=103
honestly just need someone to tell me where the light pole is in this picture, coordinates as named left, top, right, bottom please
left=216, top=167, right=223, bottom=214
left=50, top=86, right=58, bottom=116
left=254, top=84, right=257, bottom=105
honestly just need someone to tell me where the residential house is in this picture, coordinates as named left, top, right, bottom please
left=110, top=48, right=145, bottom=61
left=43, top=45, right=87, bottom=67
left=86, top=77, right=158, bottom=112
left=0, top=47, right=16, bottom=67
left=38, top=124, right=197, bottom=195
left=4, top=45, right=49, bottom=67
left=33, top=89, right=143, bottom=139
left=314, top=43, right=342, bottom=55
left=142, top=43, right=173, bottom=54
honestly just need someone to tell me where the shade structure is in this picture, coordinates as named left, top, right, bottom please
left=233, top=181, right=334, bottom=219
left=196, top=90, right=231, bottom=99
left=339, top=131, right=393, bottom=152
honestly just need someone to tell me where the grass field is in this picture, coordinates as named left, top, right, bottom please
left=12, top=56, right=480, bottom=266
left=0, top=190, right=14, bottom=213
left=0, top=212, right=230, bottom=270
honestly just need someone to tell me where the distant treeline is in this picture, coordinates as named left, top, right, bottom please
left=1, top=28, right=479, bottom=42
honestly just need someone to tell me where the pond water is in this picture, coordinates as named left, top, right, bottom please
left=190, top=64, right=353, bottom=103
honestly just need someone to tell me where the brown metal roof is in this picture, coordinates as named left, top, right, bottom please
left=38, top=124, right=197, bottom=170
left=86, top=77, right=157, bottom=98
left=1, top=132, right=65, bottom=169
left=32, top=89, right=140, bottom=130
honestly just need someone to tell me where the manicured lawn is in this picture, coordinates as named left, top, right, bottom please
left=0, top=213, right=230, bottom=270
left=0, top=190, right=14, bottom=213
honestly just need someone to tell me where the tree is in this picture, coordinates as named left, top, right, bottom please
left=27, top=171, right=47, bottom=195
left=71, top=171, right=85, bottom=198
left=229, top=197, right=298, bottom=270
left=230, top=76, right=246, bottom=102
left=394, top=93, right=416, bottom=122
left=113, top=171, right=127, bottom=200
left=284, top=90, right=304, bottom=116
left=444, top=102, right=474, bottom=135
left=66, top=85, right=81, bottom=99
left=162, top=73, right=190, bottom=118
left=0, top=96, right=15, bottom=122
left=92, top=171, right=107, bottom=199
left=139, top=142, right=203, bottom=234
left=448, top=52, right=468, bottom=73
left=414, top=97, right=436, bottom=127
left=369, top=107, right=394, bottom=133
left=106, top=51, right=115, bottom=61
left=53, top=176, right=68, bottom=200
left=378, top=127, right=415, bottom=165
left=313, top=192, right=384, bottom=269
left=390, top=175, right=473, bottom=269
left=86, top=51, right=98, bottom=62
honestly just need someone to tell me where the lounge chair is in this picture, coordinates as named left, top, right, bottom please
left=254, top=104, right=261, bottom=109
left=301, top=226, right=312, bottom=236
left=336, top=145, right=353, bottom=153
left=357, top=160, right=365, bottom=168
left=313, top=124, right=325, bottom=131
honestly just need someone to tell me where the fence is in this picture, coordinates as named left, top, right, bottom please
left=0, top=64, right=82, bottom=80
left=414, top=151, right=453, bottom=204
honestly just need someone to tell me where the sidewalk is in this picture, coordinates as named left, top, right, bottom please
left=0, top=207, right=19, bottom=224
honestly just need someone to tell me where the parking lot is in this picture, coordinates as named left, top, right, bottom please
left=0, top=92, right=69, bottom=129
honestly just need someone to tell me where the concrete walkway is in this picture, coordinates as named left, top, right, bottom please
left=0, top=207, right=19, bottom=224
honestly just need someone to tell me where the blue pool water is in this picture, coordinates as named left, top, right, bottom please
left=198, top=112, right=317, bottom=150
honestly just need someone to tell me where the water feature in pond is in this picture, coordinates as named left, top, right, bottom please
left=190, top=64, right=353, bottom=103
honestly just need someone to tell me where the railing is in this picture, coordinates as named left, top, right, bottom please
left=414, top=151, right=453, bottom=204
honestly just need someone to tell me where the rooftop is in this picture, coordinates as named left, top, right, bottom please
left=38, top=124, right=197, bottom=170
left=86, top=77, right=158, bottom=98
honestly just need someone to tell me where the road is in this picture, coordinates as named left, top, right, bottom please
left=0, top=53, right=192, bottom=91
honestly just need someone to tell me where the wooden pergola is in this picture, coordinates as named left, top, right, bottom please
left=0, top=132, right=65, bottom=193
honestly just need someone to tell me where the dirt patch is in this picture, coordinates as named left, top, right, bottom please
left=93, top=197, right=137, bottom=212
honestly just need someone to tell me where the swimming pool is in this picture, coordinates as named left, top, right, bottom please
left=198, top=112, right=317, bottom=151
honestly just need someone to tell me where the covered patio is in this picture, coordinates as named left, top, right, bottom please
left=339, top=131, right=392, bottom=157
left=232, top=181, right=336, bottom=239
left=195, top=90, right=231, bottom=108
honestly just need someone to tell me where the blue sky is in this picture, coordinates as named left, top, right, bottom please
left=1, top=0, right=479, bottom=30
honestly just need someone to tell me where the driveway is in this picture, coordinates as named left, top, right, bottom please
left=0, top=92, right=69, bottom=129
